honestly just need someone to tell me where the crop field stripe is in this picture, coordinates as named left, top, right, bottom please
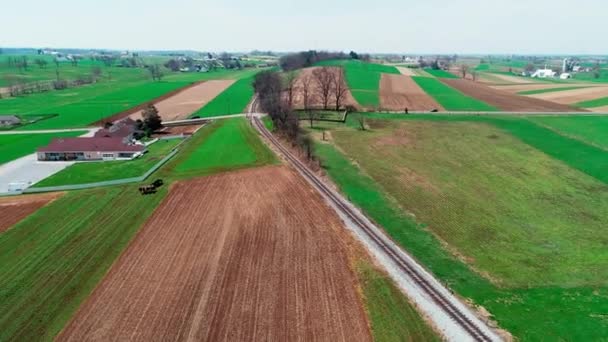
left=576, top=96, right=608, bottom=108
left=518, top=86, right=593, bottom=95
left=0, top=186, right=167, bottom=341
left=411, top=77, right=498, bottom=111
left=424, top=69, right=459, bottom=79
left=193, top=73, right=258, bottom=118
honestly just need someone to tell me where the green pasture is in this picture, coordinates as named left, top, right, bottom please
left=311, top=114, right=608, bottom=340
left=423, top=69, right=459, bottom=78
left=169, top=118, right=276, bottom=178
left=193, top=73, right=258, bottom=118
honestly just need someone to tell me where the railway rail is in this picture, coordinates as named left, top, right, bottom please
left=250, top=113, right=501, bottom=342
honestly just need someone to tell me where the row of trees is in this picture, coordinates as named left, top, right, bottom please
left=279, top=50, right=349, bottom=71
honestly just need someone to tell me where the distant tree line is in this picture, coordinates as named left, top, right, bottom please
left=279, top=50, right=370, bottom=71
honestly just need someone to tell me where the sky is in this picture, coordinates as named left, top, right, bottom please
left=1, top=0, right=606, bottom=54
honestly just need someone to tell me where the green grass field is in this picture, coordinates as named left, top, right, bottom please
left=412, top=77, right=497, bottom=111
left=0, top=131, right=87, bottom=165
left=423, top=68, right=459, bottom=78
left=192, top=73, right=257, bottom=118
left=315, top=60, right=400, bottom=107
left=169, top=118, right=276, bottom=177
left=576, top=96, right=608, bottom=108
left=355, top=260, right=440, bottom=341
left=0, top=67, right=260, bottom=129
left=311, top=115, right=608, bottom=340
left=518, top=86, right=591, bottom=95
left=0, top=186, right=166, bottom=341
left=0, top=81, right=191, bottom=130
left=33, top=139, right=181, bottom=187
left=527, top=115, right=608, bottom=149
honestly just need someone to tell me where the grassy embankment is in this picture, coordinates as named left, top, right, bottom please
left=311, top=114, right=608, bottom=340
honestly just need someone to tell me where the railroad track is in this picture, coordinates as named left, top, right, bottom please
left=250, top=115, right=499, bottom=342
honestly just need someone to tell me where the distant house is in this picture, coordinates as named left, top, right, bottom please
left=0, top=115, right=21, bottom=126
left=560, top=73, right=572, bottom=80
left=37, top=137, right=146, bottom=161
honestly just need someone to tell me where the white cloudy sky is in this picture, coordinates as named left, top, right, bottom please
left=1, top=0, right=605, bottom=54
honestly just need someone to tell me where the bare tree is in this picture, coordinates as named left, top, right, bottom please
left=299, top=74, right=315, bottom=112
left=331, top=69, right=348, bottom=111
left=304, top=110, right=320, bottom=128
left=148, top=64, right=164, bottom=81
left=312, top=67, right=334, bottom=110
left=459, top=64, right=469, bottom=79
left=34, top=58, right=48, bottom=69
left=472, top=71, right=478, bottom=81
left=356, top=114, right=366, bottom=131
left=283, top=71, right=298, bottom=109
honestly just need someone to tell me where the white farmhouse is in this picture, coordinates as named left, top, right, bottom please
left=531, top=68, right=557, bottom=78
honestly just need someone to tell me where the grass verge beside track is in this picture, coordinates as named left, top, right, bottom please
left=355, top=260, right=441, bottom=341
left=0, top=186, right=166, bottom=341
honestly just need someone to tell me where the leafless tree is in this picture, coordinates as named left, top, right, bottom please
left=283, top=71, right=298, bottom=109
left=356, top=114, right=366, bottom=131
left=472, top=71, right=478, bottom=81
left=148, top=64, right=164, bottom=81
left=91, top=66, right=102, bottom=82
left=313, top=67, right=334, bottom=110
left=459, top=64, right=469, bottom=79
left=331, top=68, right=348, bottom=111
left=304, top=110, right=320, bottom=128
left=299, top=74, right=315, bottom=111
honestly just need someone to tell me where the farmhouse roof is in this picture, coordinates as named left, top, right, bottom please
left=94, top=118, right=139, bottom=138
left=38, top=137, right=145, bottom=153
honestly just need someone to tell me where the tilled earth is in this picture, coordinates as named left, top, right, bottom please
left=58, top=166, right=371, bottom=342
left=442, top=78, right=585, bottom=112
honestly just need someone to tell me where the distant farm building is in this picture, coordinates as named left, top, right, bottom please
left=560, top=73, right=572, bottom=79
left=531, top=68, right=557, bottom=78
left=0, top=115, right=21, bottom=126
left=37, top=137, right=146, bottom=161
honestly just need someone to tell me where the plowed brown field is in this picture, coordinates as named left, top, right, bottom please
left=59, top=166, right=371, bottom=342
left=293, top=67, right=360, bottom=110
left=0, top=192, right=62, bottom=233
left=129, top=80, right=235, bottom=121
left=528, top=86, right=608, bottom=104
left=441, top=79, right=584, bottom=112
left=380, top=74, right=443, bottom=111
left=491, top=83, right=595, bottom=94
